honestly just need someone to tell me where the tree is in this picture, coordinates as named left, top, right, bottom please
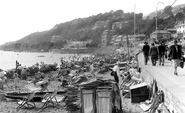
left=163, top=5, right=174, bottom=17
left=175, top=12, right=184, bottom=21
left=14, top=43, right=21, bottom=50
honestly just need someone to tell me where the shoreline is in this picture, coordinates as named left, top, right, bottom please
left=0, top=51, right=91, bottom=71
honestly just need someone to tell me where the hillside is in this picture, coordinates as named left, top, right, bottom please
left=0, top=10, right=144, bottom=52
left=144, top=3, right=185, bottom=19
left=0, top=3, right=185, bottom=52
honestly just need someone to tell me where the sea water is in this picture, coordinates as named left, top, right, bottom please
left=0, top=50, right=88, bottom=70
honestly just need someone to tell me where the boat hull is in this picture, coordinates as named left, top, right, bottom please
left=5, top=90, right=66, bottom=102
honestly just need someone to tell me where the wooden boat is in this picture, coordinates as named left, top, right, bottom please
left=5, top=90, right=67, bottom=102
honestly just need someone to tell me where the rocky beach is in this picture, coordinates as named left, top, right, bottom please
left=0, top=70, right=145, bottom=113
left=0, top=51, right=146, bottom=113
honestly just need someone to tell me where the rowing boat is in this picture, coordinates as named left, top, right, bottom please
left=5, top=90, right=67, bottom=102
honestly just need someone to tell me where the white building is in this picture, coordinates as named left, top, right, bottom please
left=174, top=18, right=185, bottom=38
left=66, top=41, right=87, bottom=49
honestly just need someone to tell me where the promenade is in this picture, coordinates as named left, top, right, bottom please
left=138, top=54, right=185, bottom=113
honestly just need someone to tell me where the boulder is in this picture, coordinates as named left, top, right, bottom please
left=0, top=93, right=7, bottom=102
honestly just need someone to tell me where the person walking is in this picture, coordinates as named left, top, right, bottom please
left=149, top=43, right=159, bottom=66
left=158, top=41, right=167, bottom=66
left=168, top=40, right=183, bottom=75
left=142, top=41, right=150, bottom=65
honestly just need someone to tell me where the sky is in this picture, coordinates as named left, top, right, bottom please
left=0, top=0, right=184, bottom=45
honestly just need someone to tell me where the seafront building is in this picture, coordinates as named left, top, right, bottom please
left=175, top=18, right=185, bottom=38
left=66, top=41, right=87, bottom=49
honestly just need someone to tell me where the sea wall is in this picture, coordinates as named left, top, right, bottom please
left=139, top=63, right=185, bottom=113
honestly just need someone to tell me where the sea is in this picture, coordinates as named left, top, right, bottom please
left=0, top=50, right=88, bottom=70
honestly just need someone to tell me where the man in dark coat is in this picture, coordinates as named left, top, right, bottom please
left=142, top=41, right=150, bottom=65
left=158, top=41, right=167, bottom=66
left=149, top=43, right=159, bottom=66
left=168, top=40, right=182, bottom=75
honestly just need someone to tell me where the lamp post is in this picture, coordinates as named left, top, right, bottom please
left=156, top=2, right=165, bottom=41
left=134, top=4, right=136, bottom=53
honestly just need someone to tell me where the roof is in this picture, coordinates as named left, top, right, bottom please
left=152, top=30, right=171, bottom=34
left=130, top=82, right=147, bottom=89
left=167, top=29, right=176, bottom=31
left=129, top=34, right=146, bottom=38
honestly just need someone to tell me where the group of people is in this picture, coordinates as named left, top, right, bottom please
left=142, top=40, right=184, bottom=76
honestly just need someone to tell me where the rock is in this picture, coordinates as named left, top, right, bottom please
left=0, top=93, right=7, bottom=102
left=0, top=81, right=3, bottom=90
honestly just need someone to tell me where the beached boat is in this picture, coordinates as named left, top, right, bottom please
left=5, top=90, right=67, bottom=102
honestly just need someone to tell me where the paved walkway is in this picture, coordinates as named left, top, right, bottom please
left=138, top=54, right=185, bottom=104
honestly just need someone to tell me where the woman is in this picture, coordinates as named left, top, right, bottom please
left=13, top=72, right=20, bottom=89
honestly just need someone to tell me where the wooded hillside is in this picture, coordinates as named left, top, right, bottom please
left=1, top=4, right=185, bottom=52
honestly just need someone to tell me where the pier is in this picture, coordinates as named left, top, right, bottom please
left=138, top=54, right=185, bottom=113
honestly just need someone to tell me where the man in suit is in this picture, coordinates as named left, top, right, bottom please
left=142, top=41, right=150, bottom=65
left=158, top=41, right=167, bottom=66
left=149, top=43, right=159, bottom=66
left=168, top=40, right=183, bottom=75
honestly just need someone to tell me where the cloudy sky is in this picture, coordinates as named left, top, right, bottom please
left=0, top=0, right=184, bottom=44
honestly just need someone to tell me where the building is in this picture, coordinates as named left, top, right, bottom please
left=110, top=35, right=124, bottom=47
left=151, top=30, right=171, bottom=42
left=174, top=18, right=185, bottom=38
left=129, top=34, right=146, bottom=42
left=166, top=29, right=184, bottom=39
left=66, top=41, right=87, bottom=49
left=101, top=30, right=109, bottom=47
left=50, top=35, right=62, bottom=43
left=112, top=22, right=123, bottom=30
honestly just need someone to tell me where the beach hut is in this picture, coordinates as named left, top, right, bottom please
left=96, top=86, right=112, bottom=113
left=80, top=79, right=123, bottom=113
left=80, top=88, right=96, bottom=113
